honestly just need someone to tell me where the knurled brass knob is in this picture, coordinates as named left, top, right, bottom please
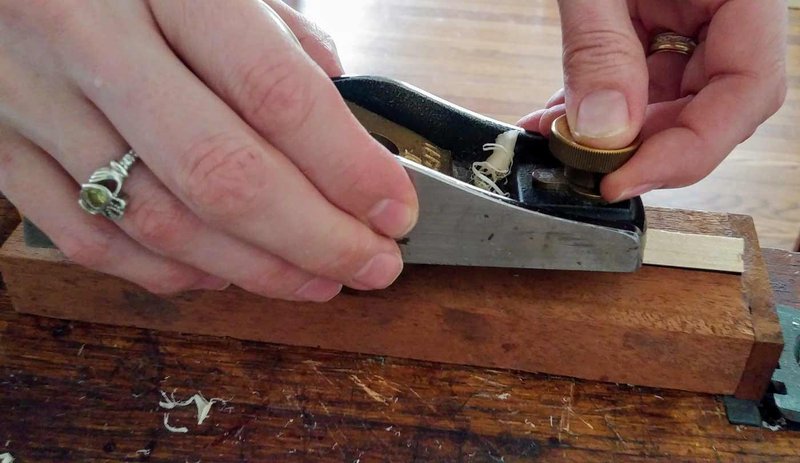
left=549, top=115, right=641, bottom=174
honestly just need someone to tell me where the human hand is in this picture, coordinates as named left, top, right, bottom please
left=519, top=0, right=787, bottom=202
left=0, top=0, right=418, bottom=300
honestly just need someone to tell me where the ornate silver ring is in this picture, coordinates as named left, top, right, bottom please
left=78, top=149, right=138, bottom=221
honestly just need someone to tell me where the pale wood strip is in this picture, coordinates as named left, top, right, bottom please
left=644, top=229, right=745, bottom=273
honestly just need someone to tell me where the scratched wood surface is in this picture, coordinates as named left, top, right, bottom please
left=0, top=232, right=799, bottom=461
left=293, top=0, right=800, bottom=250
left=1, top=1, right=800, bottom=461
left=0, top=206, right=782, bottom=399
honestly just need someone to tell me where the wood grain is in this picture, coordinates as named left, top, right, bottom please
left=295, top=0, right=800, bottom=250
left=641, top=208, right=783, bottom=399
left=0, top=205, right=779, bottom=399
left=1, top=2, right=799, bottom=461
left=0, top=247, right=798, bottom=462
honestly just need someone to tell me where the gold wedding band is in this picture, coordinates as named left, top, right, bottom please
left=649, top=32, right=697, bottom=57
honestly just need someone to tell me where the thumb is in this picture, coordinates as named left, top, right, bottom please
left=558, top=0, right=648, bottom=149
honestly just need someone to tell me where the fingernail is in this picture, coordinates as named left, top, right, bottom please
left=611, top=183, right=660, bottom=203
left=295, top=277, right=343, bottom=302
left=368, top=199, right=417, bottom=238
left=196, top=275, right=230, bottom=291
left=575, top=90, right=630, bottom=139
left=353, top=253, right=404, bottom=289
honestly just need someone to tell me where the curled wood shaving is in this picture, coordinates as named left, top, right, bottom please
left=158, top=390, right=226, bottom=433
left=0, top=453, right=15, bottom=463
left=762, top=421, right=782, bottom=432
left=471, top=130, right=519, bottom=196
left=163, top=413, right=188, bottom=434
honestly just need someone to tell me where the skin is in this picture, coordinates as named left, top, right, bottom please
left=0, top=0, right=418, bottom=300
left=0, top=0, right=787, bottom=299
left=519, top=0, right=788, bottom=202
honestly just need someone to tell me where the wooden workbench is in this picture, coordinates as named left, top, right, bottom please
left=1, top=207, right=800, bottom=461
left=2, top=1, right=799, bottom=460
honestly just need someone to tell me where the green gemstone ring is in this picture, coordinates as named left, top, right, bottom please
left=78, top=150, right=138, bottom=221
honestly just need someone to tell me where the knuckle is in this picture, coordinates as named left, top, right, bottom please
left=237, top=54, right=317, bottom=135
left=14, top=0, right=92, bottom=44
left=678, top=170, right=708, bottom=188
left=59, top=226, right=114, bottom=269
left=563, top=28, right=643, bottom=77
left=769, top=74, right=788, bottom=115
left=318, top=153, right=371, bottom=197
left=317, top=30, right=338, bottom=55
left=180, top=134, right=265, bottom=220
left=310, top=28, right=341, bottom=65
left=314, top=234, right=372, bottom=277
left=127, top=192, right=193, bottom=254
left=243, top=261, right=302, bottom=297
left=141, top=268, right=199, bottom=295
left=2, top=0, right=74, bottom=25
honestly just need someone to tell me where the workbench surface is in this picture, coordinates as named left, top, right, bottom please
left=2, top=1, right=800, bottom=460
left=1, top=207, right=800, bottom=462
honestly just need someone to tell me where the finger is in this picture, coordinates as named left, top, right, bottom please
left=601, top=0, right=787, bottom=201
left=62, top=9, right=403, bottom=290
left=646, top=51, right=689, bottom=103
left=516, top=109, right=546, bottom=133
left=545, top=88, right=566, bottom=109
left=557, top=0, right=648, bottom=149
left=517, top=88, right=565, bottom=133
left=262, top=0, right=344, bottom=76
left=538, top=103, right=567, bottom=137
left=150, top=0, right=419, bottom=239
left=680, top=40, right=708, bottom=96
left=518, top=104, right=566, bottom=137
left=639, top=96, right=692, bottom=140
left=1, top=55, right=342, bottom=302
left=0, top=128, right=220, bottom=294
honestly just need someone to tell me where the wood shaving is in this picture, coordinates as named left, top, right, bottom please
left=0, top=453, right=14, bottom=463
left=471, top=130, right=519, bottom=196
left=762, top=421, right=782, bottom=431
left=158, top=390, right=226, bottom=433
left=163, top=413, right=188, bottom=433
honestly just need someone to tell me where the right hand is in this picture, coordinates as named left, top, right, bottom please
left=519, top=0, right=787, bottom=203
left=0, top=0, right=418, bottom=301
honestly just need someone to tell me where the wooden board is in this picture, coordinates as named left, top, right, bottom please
left=0, top=207, right=781, bottom=400
left=1, top=195, right=799, bottom=462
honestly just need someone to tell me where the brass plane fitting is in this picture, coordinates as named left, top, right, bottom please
left=549, top=115, right=641, bottom=200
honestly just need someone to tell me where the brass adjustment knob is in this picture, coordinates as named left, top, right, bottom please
left=549, top=115, right=640, bottom=174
